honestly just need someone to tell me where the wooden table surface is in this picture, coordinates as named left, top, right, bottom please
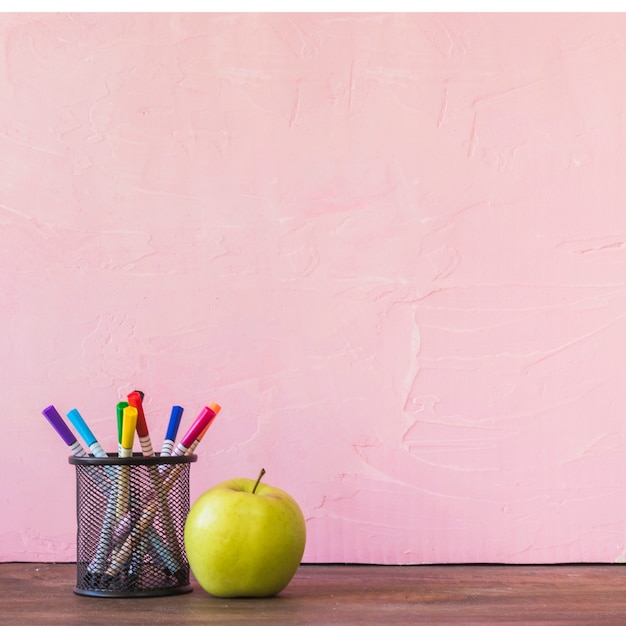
left=3, top=562, right=626, bottom=624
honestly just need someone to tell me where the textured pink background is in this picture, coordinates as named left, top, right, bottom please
left=3, top=12, right=626, bottom=564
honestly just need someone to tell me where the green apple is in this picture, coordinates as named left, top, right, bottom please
left=184, top=468, right=306, bottom=598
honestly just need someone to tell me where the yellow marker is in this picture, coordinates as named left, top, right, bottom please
left=104, top=403, right=222, bottom=581
left=116, top=406, right=138, bottom=523
left=121, top=406, right=138, bottom=454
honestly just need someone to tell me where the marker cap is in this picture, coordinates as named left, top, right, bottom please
left=67, top=408, right=96, bottom=447
left=121, top=406, right=138, bottom=451
left=42, top=405, right=76, bottom=446
left=128, top=391, right=149, bottom=437
left=180, top=405, right=218, bottom=448
left=165, top=405, right=184, bottom=442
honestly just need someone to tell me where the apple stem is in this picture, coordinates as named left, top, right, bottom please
left=252, top=468, right=266, bottom=494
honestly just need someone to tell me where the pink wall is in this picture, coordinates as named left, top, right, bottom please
left=3, top=12, right=626, bottom=564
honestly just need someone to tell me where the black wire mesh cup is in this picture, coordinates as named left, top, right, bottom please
left=69, top=453, right=197, bottom=597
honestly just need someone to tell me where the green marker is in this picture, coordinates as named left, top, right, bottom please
left=116, top=402, right=128, bottom=456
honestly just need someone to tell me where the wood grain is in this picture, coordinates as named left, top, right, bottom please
left=2, top=563, right=626, bottom=624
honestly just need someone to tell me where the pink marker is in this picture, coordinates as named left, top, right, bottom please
left=171, top=403, right=221, bottom=457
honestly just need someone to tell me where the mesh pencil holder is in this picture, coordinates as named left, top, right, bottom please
left=69, top=453, right=197, bottom=598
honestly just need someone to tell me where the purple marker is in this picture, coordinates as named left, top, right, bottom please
left=42, top=405, right=88, bottom=458
left=43, top=404, right=112, bottom=498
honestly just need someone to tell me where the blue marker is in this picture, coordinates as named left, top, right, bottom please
left=160, top=406, right=184, bottom=456
left=42, top=404, right=110, bottom=499
left=67, top=408, right=107, bottom=458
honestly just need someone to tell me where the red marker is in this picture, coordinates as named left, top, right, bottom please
left=128, top=390, right=154, bottom=457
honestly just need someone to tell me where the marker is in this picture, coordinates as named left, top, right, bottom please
left=85, top=482, right=118, bottom=586
left=111, top=400, right=181, bottom=577
left=103, top=458, right=188, bottom=582
left=44, top=405, right=113, bottom=586
left=61, top=408, right=117, bottom=583
left=127, top=393, right=183, bottom=577
left=116, top=406, right=137, bottom=522
left=65, top=407, right=115, bottom=492
left=66, top=409, right=106, bottom=458
left=42, top=404, right=110, bottom=495
left=104, top=403, right=221, bottom=582
left=128, top=391, right=153, bottom=457
left=42, top=405, right=88, bottom=458
left=72, top=446, right=117, bottom=584
left=116, top=402, right=128, bottom=455
left=186, top=407, right=219, bottom=455
left=160, top=406, right=184, bottom=456
left=120, top=406, right=137, bottom=456
left=170, top=403, right=221, bottom=458
left=104, top=488, right=171, bottom=582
